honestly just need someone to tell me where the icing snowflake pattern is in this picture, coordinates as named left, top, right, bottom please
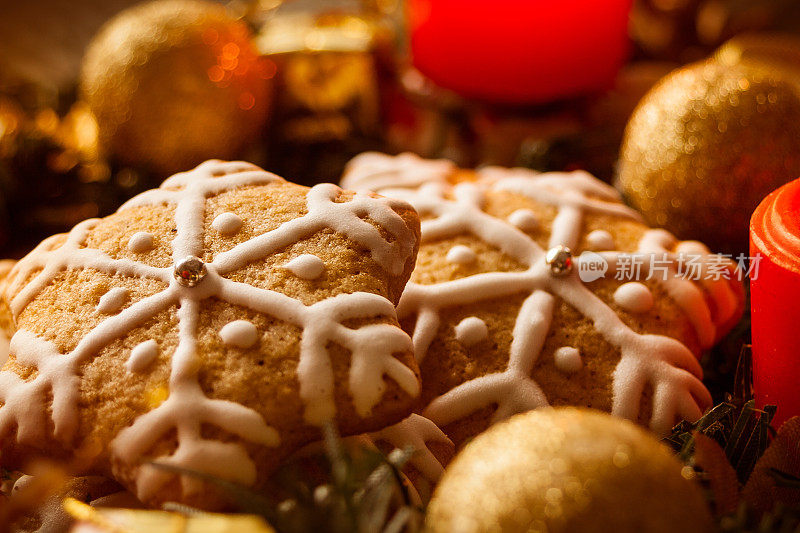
left=295, top=413, right=453, bottom=504
left=368, top=413, right=452, bottom=484
left=0, top=160, right=419, bottom=500
left=343, top=152, right=741, bottom=435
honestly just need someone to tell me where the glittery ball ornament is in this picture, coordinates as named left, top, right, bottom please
left=426, top=408, right=713, bottom=533
left=617, top=59, right=800, bottom=253
left=80, top=0, right=272, bottom=176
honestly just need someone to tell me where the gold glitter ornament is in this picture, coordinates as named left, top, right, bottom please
left=617, top=59, right=800, bottom=254
left=426, top=408, right=713, bottom=533
left=80, top=0, right=272, bottom=176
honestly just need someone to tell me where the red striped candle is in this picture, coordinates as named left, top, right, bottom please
left=750, top=177, right=800, bottom=428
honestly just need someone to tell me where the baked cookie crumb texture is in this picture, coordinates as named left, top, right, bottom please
left=0, top=160, right=421, bottom=506
left=343, top=152, right=744, bottom=444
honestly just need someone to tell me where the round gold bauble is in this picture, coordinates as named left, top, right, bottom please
left=617, top=59, right=800, bottom=253
left=80, top=0, right=272, bottom=176
left=425, top=408, right=712, bottom=533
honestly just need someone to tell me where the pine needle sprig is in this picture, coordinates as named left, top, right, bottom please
left=148, top=422, right=424, bottom=533
left=667, top=340, right=777, bottom=485
left=664, top=328, right=800, bottom=532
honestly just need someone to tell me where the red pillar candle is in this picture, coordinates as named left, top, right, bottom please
left=407, top=0, right=633, bottom=104
left=750, top=177, right=800, bottom=428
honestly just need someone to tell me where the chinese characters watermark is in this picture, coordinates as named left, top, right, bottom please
left=576, top=252, right=761, bottom=283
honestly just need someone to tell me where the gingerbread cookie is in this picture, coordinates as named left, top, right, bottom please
left=342, top=152, right=744, bottom=447
left=0, top=160, right=421, bottom=509
left=0, top=260, right=16, bottom=366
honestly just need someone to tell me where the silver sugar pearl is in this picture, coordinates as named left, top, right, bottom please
left=546, top=245, right=574, bottom=276
left=173, top=255, right=207, bottom=287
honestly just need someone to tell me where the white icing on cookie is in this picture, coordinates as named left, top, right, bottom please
left=369, top=414, right=453, bottom=483
left=220, top=320, right=259, bottom=348
left=586, top=229, right=615, bottom=250
left=211, top=212, right=243, bottom=235
left=446, top=245, right=477, bottom=265
left=598, top=230, right=740, bottom=347
left=0, top=159, right=419, bottom=502
left=283, top=254, right=325, bottom=280
left=454, top=316, right=488, bottom=346
left=344, top=153, right=741, bottom=436
left=614, top=282, right=654, bottom=314
left=96, top=287, right=129, bottom=314
left=127, top=232, right=154, bottom=253
left=0, top=330, right=10, bottom=368
left=342, top=151, right=455, bottom=192
left=295, top=413, right=452, bottom=505
left=476, top=166, right=540, bottom=183
left=507, top=209, right=539, bottom=232
left=126, top=340, right=159, bottom=373
left=554, top=346, right=582, bottom=374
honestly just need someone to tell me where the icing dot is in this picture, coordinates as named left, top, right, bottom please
left=508, top=209, right=539, bottom=232
left=586, top=230, right=615, bottom=251
left=126, top=340, right=159, bottom=373
left=127, top=232, right=154, bottom=253
left=446, top=245, right=477, bottom=265
left=283, top=254, right=325, bottom=280
left=554, top=347, right=582, bottom=374
left=220, top=320, right=259, bottom=348
left=97, top=287, right=129, bottom=314
left=212, top=212, right=243, bottom=235
left=614, top=282, right=654, bottom=314
left=454, top=317, right=488, bottom=346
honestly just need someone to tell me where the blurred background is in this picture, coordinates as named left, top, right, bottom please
left=1, top=0, right=800, bottom=257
